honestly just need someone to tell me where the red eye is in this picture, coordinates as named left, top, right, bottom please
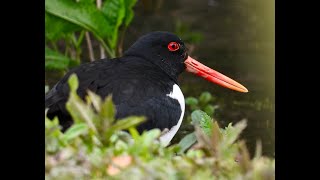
left=168, top=42, right=180, bottom=51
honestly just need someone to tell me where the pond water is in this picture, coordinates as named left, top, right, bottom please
left=46, top=0, right=274, bottom=157
left=124, top=0, right=275, bottom=157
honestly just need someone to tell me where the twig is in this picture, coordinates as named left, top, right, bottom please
left=85, top=31, right=95, bottom=62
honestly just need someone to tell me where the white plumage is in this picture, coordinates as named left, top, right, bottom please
left=159, top=84, right=185, bottom=146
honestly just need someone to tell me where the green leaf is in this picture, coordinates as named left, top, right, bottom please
left=66, top=75, right=98, bottom=132
left=129, top=127, right=140, bottom=140
left=204, top=105, right=215, bottom=116
left=45, top=0, right=113, bottom=41
left=105, top=116, right=145, bottom=141
left=45, top=117, right=66, bottom=152
left=111, top=116, right=145, bottom=132
left=45, top=47, right=74, bottom=70
left=63, top=123, right=88, bottom=141
left=222, top=120, right=247, bottom=147
left=141, top=129, right=161, bottom=145
left=100, top=95, right=116, bottom=122
left=87, top=90, right=102, bottom=112
left=123, top=0, right=137, bottom=26
left=178, top=132, right=197, bottom=154
left=67, top=74, right=79, bottom=92
left=210, top=121, right=222, bottom=149
left=66, top=92, right=99, bottom=132
left=199, top=92, right=212, bottom=104
left=45, top=12, right=81, bottom=41
left=185, top=97, right=198, bottom=106
left=101, top=0, right=126, bottom=48
left=191, top=110, right=214, bottom=136
left=45, top=116, right=60, bottom=129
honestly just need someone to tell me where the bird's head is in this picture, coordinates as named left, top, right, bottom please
left=124, top=31, right=248, bottom=93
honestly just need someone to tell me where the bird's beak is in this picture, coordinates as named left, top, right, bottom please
left=184, top=56, right=248, bottom=93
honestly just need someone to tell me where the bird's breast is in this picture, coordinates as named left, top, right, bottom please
left=159, top=84, right=185, bottom=146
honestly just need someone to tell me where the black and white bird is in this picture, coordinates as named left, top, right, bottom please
left=45, top=31, right=248, bottom=146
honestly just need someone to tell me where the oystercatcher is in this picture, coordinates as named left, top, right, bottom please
left=45, top=31, right=248, bottom=145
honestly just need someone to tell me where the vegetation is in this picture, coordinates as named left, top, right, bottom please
left=45, top=75, right=275, bottom=179
left=45, top=0, right=137, bottom=72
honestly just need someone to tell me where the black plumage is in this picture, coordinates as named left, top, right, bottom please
left=45, top=32, right=187, bottom=132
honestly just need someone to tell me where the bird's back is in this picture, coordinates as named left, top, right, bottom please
left=45, top=56, right=182, bottom=132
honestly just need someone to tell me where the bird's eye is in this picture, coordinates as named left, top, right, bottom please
left=168, top=42, right=180, bottom=52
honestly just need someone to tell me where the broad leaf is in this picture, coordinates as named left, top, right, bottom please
left=110, top=116, right=145, bottom=132
left=221, top=120, right=247, bottom=147
left=178, top=132, right=197, bottom=154
left=66, top=74, right=98, bottom=132
left=45, top=0, right=113, bottom=40
left=105, top=116, right=145, bottom=140
left=100, top=95, right=116, bottom=123
left=45, top=47, right=74, bottom=70
left=101, top=0, right=126, bottom=48
left=199, top=92, right=212, bottom=104
left=45, top=12, right=81, bottom=41
left=185, top=97, right=198, bottom=106
left=123, top=0, right=137, bottom=26
left=63, top=123, right=88, bottom=141
left=204, top=104, right=217, bottom=116
left=191, top=110, right=214, bottom=136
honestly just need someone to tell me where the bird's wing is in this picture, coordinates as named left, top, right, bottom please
left=45, top=59, right=118, bottom=113
left=115, top=95, right=182, bottom=133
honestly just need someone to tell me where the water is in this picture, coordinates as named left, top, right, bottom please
left=46, top=0, right=275, bottom=157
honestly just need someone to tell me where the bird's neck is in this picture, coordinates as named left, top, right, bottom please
left=122, top=54, right=179, bottom=84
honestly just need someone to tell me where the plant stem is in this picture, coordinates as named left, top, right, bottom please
left=77, top=30, right=85, bottom=48
left=71, top=33, right=83, bottom=63
left=85, top=31, right=95, bottom=62
left=96, top=0, right=106, bottom=59
left=117, top=27, right=127, bottom=56
left=96, top=0, right=102, bottom=8
left=99, top=40, right=115, bottom=58
left=65, top=43, right=69, bottom=57
left=69, top=40, right=77, bottom=60
left=100, top=46, right=106, bottom=59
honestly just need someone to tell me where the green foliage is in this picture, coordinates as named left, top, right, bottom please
left=45, top=47, right=78, bottom=70
left=185, top=91, right=218, bottom=118
left=123, top=0, right=137, bottom=26
left=45, top=12, right=81, bottom=41
left=65, top=74, right=145, bottom=146
left=45, top=0, right=138, bottom=73
left=46, top=0, right=113, bottom=41
left=45, top=75, right=275, bottom=179
left=178, top=132, right=196, bottom=154
left=101, top=0, right=125, bottom=49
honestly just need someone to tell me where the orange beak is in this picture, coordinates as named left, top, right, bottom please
left=184, top=56, right=248, bottom=93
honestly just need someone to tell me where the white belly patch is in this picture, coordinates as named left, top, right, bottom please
left=159, top=84, right=185, bottom=146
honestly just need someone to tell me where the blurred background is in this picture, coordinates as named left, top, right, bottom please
left=45, top=0, right=274, bottom=157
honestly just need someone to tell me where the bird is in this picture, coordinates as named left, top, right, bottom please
left=45, top=31, right=248, bottom=146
